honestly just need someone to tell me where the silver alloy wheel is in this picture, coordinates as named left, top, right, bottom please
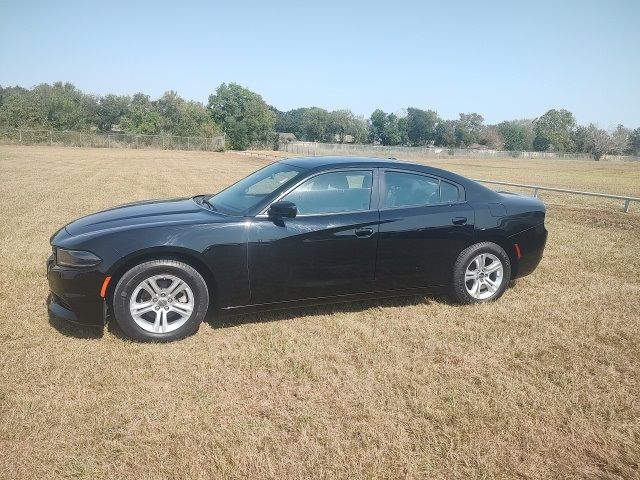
left=129, top=274, right=195, bottom=333
left=464, top=253, right=504, bottom=300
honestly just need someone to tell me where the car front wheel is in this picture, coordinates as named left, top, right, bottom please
left=449, top=242, right=511, bottom=304
left=112, top=259, right=209, bottom=342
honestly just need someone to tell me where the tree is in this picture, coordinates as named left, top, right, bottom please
left=0, top=85, right=27, bottom=109
left=208, top=83, right=275, bottom=150
left=477, top=125, right=504, bottom=150
left=178, top=100, right=220, bottom=137
left=382, top=113, right=404, bottom=145
left=454, top=113, right=484, bottom=147
left=585, top=124, right=614, bottom=161
left=571, top=125, right=590, bottom=153
left=37, top=82, right=98, bottom=130
left=274, top=107, right=309, bottom=139
left=0, top=83, right=217, bottom=137
left=0, top=82, right=97, bottom=130
left=497, top=120, right=534, bottom=151
left=628, top=128, right=640, bottom=156
left=96, top=94, right=130, bottom=131
left=300, top=107, right=331, bottom=142
left=120, top=93, right=162, bottom=134
left=434, top=120, right=457, bottom=147
left=327, top=109, right=367, bottom=143
left=406, top=108, right=438, bottom=146
left=367, top=109, right=407, bottom=145
left=0, top=87, right=48, bottom=127
left=157, top=91, right=183, bottom=132
left=348, top=114, right=368, bottom=143
left=369, top=109, right=387, bottom=144
left=157, top=90, right=218, bottom=137
left=610, top=124, right=630, bottom=155
left=533, top=109, right=576, bottom=152
left=397, top=116, right=409, bottom=145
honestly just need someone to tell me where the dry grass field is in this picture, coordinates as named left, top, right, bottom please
left=1, top=145, right=639, bottom=479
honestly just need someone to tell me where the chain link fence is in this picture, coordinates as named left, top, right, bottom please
left=281, top=141, right=640, bottom=162
left=0, top=128, right=226, bottom=152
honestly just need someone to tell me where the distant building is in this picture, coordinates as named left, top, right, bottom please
left=277, top=132, right=297, bottom=143
left=469, top=143, right=491, bottom=150
left=333, top=134, right=355, bottom=143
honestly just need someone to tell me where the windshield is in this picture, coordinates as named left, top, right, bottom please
left=208, top=162, right=304, bottom=215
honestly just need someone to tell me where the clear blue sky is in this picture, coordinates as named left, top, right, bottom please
left=1, top=0, right=638, bottom=127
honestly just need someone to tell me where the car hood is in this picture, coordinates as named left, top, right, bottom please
left=64, top=197, right=228, bottom=236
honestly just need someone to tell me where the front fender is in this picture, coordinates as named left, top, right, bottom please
left=98, top=222, right=251, bottom=308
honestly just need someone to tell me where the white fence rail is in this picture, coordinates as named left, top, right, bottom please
left=282, top=141, right=640, bottom=162
left=0, top=128, right=225, bottom=152
left=474, top=179, right=639, bottom=213
left=235, top=151, right=283, bottom=160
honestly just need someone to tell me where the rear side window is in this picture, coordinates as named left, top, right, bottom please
left=383, top=171, right=462, bottom=208
left=441, top=181, right=460, bottom=203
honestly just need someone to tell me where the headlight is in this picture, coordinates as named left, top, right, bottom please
left=55, top=248, right=102, bottom=268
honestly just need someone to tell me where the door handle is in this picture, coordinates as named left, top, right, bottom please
left=355, top=227, right=374, bottom=238
left=452, top=217, right=467, bottom=225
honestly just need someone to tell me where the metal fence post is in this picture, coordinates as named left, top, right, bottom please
left=162, top=136, right=165, bottom=150
left=49, top=130, right=53, bottom=146
left=19, top=130, right=22, bottom=143
left=624, top=199, right=631, bottom=213
left=187, top=137, right=190, bottom=150
left=533, top=187, right=539, bottom=198
left=79, top=132, right=82, bottom=147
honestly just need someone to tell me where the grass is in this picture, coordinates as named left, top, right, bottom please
left=0, top=145, right=639, bottom=479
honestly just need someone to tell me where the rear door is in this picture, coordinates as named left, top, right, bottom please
left=375, top=169, right=475, bottom=289
left=248, top=169, right=380, bottom=304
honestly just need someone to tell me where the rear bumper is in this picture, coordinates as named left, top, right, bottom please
left=510, top=223, right=547, bottom=279
left=46, top=255, right=106, bottom=326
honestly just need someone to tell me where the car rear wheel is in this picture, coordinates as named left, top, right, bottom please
left=449, top=242, right=511, bottom=304
left=112, top=259, right=209, bottom=342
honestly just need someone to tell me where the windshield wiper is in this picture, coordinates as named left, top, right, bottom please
left=194, top=195, right=217, bottom=211
left=202, top=196, right=216, bottom=211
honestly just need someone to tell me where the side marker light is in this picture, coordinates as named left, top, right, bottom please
left=100, top=276, right=112, bottom=298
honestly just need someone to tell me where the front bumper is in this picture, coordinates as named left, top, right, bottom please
left=46, top=254, right=106, bottom=326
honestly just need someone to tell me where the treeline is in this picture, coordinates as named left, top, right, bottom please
left=275, top=107, right=640, bottom=159
left=0, top=83, right=219, bottom=138
left=1, top=82, right=639, bottom=159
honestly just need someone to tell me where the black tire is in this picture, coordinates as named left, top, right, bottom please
left=448, top=242, right=511, bottom=304
left=112, top=259, right=209, bottom=342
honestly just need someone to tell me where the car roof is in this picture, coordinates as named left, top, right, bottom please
left=278, top=155, right=501, bottom=201
left=280, top=155, right=407, bottom=169
left=280, top=155, right=463, bottom=182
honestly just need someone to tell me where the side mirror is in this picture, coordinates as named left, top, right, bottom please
left=268, top=201, right=297, bottom=219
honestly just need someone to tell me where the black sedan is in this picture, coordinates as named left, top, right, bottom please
left=47, top=156, right=547, bottom=342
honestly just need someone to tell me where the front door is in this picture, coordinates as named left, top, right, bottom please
left=248, top=169, right=379, bottom=304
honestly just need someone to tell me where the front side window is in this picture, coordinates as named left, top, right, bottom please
left=281, top=170, right=373, bottom=215
left=383, top=171, right=462, bottom=208
left=209, top=162, right=304, bottom=215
